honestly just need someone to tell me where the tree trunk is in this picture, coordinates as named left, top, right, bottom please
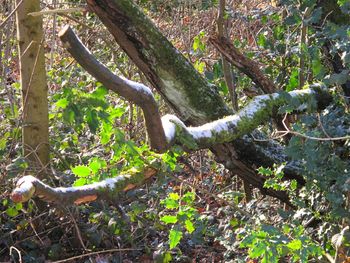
left=16, top=0, right=49, bottom=174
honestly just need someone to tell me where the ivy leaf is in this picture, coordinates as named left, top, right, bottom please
left=160, top=215, right=178, bottom=224
left=169, top=229, right=183, bottom=249
left=72, top=165, right=91, bottom=177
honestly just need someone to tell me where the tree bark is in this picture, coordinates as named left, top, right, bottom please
left=16, top=0, right=49, bottom=174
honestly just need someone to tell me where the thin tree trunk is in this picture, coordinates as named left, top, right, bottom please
left=217, top=0, right=238, bottom=111
left=16, top=0, right=49, bottom=174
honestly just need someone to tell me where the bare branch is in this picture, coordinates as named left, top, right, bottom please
left=209, top=35, right=276, bottom=94
left=58, top=25, right=167, bottom=152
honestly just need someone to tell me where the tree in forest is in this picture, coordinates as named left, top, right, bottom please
left=12, top=0, right=332, bottom=205
left=16, top=0, right=49, bottom=174
left=8, top=0, right=350, bottom=261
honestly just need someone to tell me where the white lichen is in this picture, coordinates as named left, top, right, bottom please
left=120, top=76, right=154, bottom=97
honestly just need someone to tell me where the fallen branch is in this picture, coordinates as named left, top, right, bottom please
left=11, top=166, right=157, bottom=205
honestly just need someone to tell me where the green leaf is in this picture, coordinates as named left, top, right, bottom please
left=73, top=178, right=88, bottom=186
left=169, top=229, right=183, bottom=249
left=162, top=198, right=179, bottom=210
left=287, top=239, right=302, bottom=250
left=100, top=122, right=113, bottom=145
left=55, top=98, right=69, bottom=109
left=6, top=207, right=18, bottom=217
left=91, top=85, right=108, bottom=99
left=89, top=158, right=106, bottom=174
left=194, top=60, right=206, bottom=74
left=185, top=220, right=195, bottom=233
left=86, top=109, right=99, bottom=133
left=286, top=68, right=299, bottom=91
left=15, top=203, right=23, bottom=210
left=62, top=106, right=76, bottom=124
left=72, top=165, right=91, bottom=177
left=257, top=33, right=267, bottom=47
left=163, top=252, right=172, bottom=263
left=182, top=191, right=195, bottom=204
left=169, top=193, right=180, bottom=200
left=0, top=132, right=9, bottom=150
left=250, top=242, right=267, bottom=258
left=160, top=215, right=178, bottom=224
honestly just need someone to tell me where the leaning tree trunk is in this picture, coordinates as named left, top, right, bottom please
left=85, top=0, right=304, bottom=203
left=16, top=0, right=49, bottom=174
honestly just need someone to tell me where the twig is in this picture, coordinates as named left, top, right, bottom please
left=9, top=246, right=22, bottom=263
left=52, top=248, right=143, bottom=263
left=274, top=130, right=350, bottom=141
left=28, top=7, right=86, bottom=16
left=0, top=0, right=24, bottom=29
left=68, top=209, right=88, bottom=251
left=274, top=113, right=350, bottom=141
left=58, top=26, right=167, bottom=152
left=317, top=113, right=331, bottom=138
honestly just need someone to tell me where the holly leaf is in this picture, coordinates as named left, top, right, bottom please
left=169, top=229, right=183, bottom=249
left=160, top=215, right=178, bottom=224
left=72, top=165, right=91, bottom=177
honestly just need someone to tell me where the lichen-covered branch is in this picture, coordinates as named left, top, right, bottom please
left=58, top=26, right=167, bottom=152
left=11, top=85, right=330, bottom=205
left=11, top=167, right=157, bottom=205
left=162, top=87, right=331, bottom=150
